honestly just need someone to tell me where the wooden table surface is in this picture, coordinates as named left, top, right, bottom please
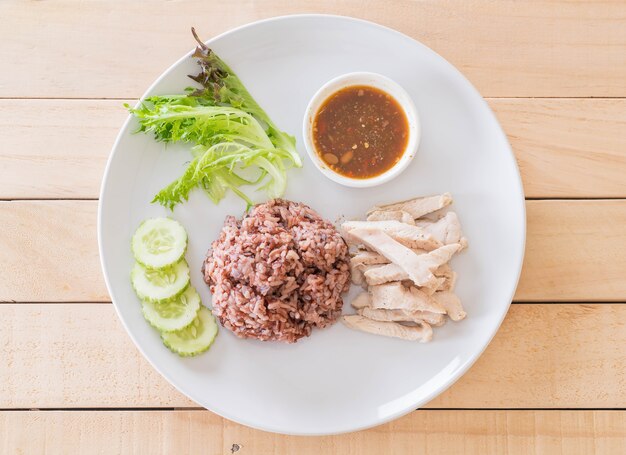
left=1, top=1, right=625, bottom=453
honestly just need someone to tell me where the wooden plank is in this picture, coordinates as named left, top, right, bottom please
left=222, top=411, right=626, bottom=454
left=0, top=411, right=224, bottom=455
left=0, top=201, right=108, bottom=303
left=0, top=411, right=624, bottom=454
left=0, top=303, right=188, bottom=408
left=516, top=200, right=626, bottom=301
left=2, top=200, right=626, bottom=302
left=1, top=304, right=624, bottom=409
left=0, top=100, right=128, bottom=199
left=1, top=1, right=625, bottom=98
left=2, top=99, right=625, bottom=200
left=491, top=98, right=626, bottom=198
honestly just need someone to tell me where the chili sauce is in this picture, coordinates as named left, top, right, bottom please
left=312, top=85, right=409, bottom=179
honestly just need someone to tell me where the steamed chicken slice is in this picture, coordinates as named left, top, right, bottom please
left=433, top=291, right=467, bottom=321
left=367, top=193, right=452, bottom=219
left=351, top=292, right=445, bottom=325
left=351, top=229, right=440, bottom=287
left=351, top=247, right=429, bottom=269
left=343, top=220, right=442, bottom=251
left=348, top=227, right=460, bottom=288
left=359, top=307, right=446, bottom=326
left=434, top=263, right=458, bottom=292
left=353, top=250, right=453, bottom=283
left=363, top=262, right=455, bottom=289
left=350, top=251, right=389, bottom=267
left=351, top=292, right=372, bottom=309
left=366, top=210, right=415, bottom=225
left=435, top=263, right=452, bottom=277
left=437, top=271, right=457, bottom=292
left=369, top=282, right=445, bottom=314
left=364, top=263, right=408, bottom=285
left=342, top=315, right=433, bottom=342
left=350, top=263, right=380, bottom=286
left=414, top=212, right=468, bottom=249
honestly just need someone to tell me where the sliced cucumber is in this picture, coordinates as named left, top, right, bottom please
left=132, top=218, right=187, bottom=269
left=142, top=286, right=201, bottom=332
left=131, top=260, right=190, bottom=303
left=161, top=307, right=218, bottom=357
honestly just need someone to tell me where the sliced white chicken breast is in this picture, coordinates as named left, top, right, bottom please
left=350, top=262, right=364, bottom=285
left=417, top=283, right=442, bottom=296
left=348, top=227, right=461, bottom=288
left=433, top=291, right=466, bottom=321
left=350, top=251, right=389, bottom=267
left=364, top=263, right=407, bottom=286
left=351, top=292, right=372, bottom=309
left=436, top=271, right=457, bottom=292
left=351, top=248, right=428, bottom=270
left=419, top=243, right=462, bottom=285
left=343, top=220, right=442, bottom=251
left=342, top=315, right=433, bottom=342
left=367, top=193, right=453, bottom=219
left=435, top=263, right=452, bottom=276
left=343, top=193, right=468, bottom=341
left=433, top=264, right=457, bottom=292
left=362, top=255, right=458, bottom=286
left=359, top=307, right=446, bottom=326
left=366, top=210, right=415, bottom=225
left=422, top=312, right=447, bottom=327
left=348, top=228, right=433, bottom=286
left=413, top=212, right=468, bottom=249
left=369, top=282, right=446, bottom=313
left=350, top=263, right=381, bottom=286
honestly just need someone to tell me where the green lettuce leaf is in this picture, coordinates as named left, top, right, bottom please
left=189, top=28, right=301, bottom=167
left=126, top=28, right=302, bottom=210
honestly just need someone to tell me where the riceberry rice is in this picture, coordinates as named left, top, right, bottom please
left=203, top=199, right=351, bottom=342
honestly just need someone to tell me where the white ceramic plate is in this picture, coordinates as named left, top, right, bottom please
left=99, top=15, right=525, bottom=435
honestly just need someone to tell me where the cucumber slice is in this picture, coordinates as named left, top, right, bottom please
left=161, top=307, right=218, bottom=357
left=132, top=218, right=187, bottom=269
left=131, top=260, right=190, bottom=303
left=142, top=286, right=201, bottom=332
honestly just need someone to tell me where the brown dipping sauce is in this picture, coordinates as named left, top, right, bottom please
left=312, top=85, right=409, bottom=179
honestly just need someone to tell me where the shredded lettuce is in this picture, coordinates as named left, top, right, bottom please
left=151, top=143, right=287, bottom=209
left=127, top=28, right=301, bottom=210
left=130, top=99, right=274, bottom=149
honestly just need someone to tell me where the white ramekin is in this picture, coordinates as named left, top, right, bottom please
left=302, top=72, right=420, bottom=188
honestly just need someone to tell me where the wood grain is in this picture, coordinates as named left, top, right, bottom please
left=2, top=200, right=626, bottom=302
left=1, top=410, right=624, bottom=454
left=1, top=1, right=623, bottom=451
left=517, top=200, right=626, bottom=301
left=1, top=1, right=625, bottom=98
left=1, top=303, right=624, bottom=409
left=0, top=201, right=107, bottom=303
left=2, top=99, right=625, bottom=199
left=222, top=410, right=626, bottom=455
left=0, top=411, right=223, bottom=455
left=492, top=98, right=626, bottom=198
left=0, top=100, right=128, bottom=199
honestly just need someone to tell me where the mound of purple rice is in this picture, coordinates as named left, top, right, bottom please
left=203, top=199, right=350, bottom=343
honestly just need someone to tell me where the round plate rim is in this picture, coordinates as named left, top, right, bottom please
left=98, top=13, right=527, bottom=435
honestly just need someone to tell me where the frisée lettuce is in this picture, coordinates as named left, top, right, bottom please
left=127, top=28, right=301, bottom=209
